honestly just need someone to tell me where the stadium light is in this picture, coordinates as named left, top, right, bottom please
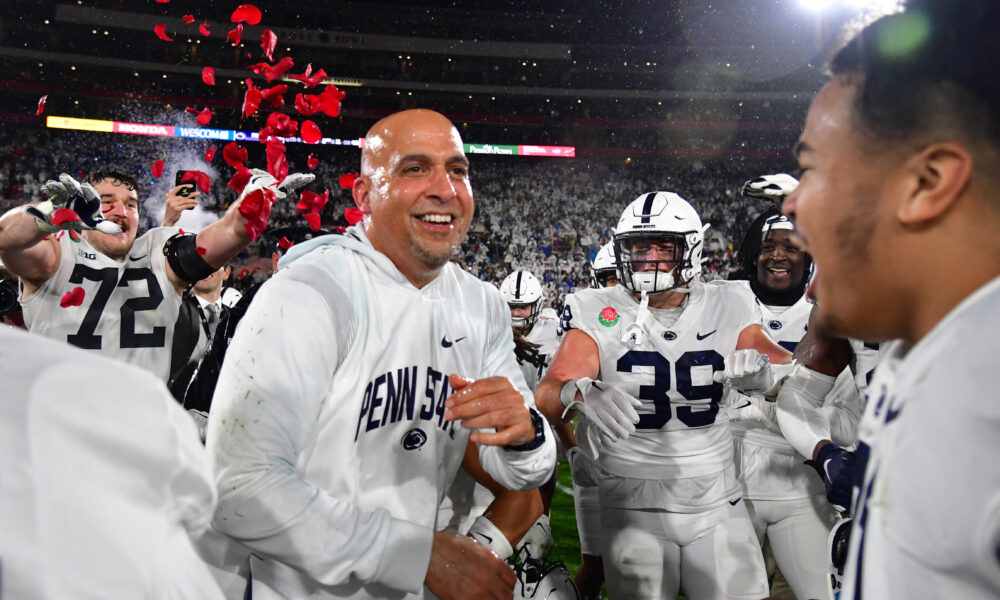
left=798, top=0, right=834, bottom=10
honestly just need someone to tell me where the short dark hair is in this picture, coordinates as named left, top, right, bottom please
left=830, top=0, right=999, bottom=156
left=84, top=169, right=139, bottom=193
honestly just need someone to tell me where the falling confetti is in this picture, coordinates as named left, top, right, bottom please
left=35, top=95, right=48, bottom=116
left=154, top=24, right=173, bottom=42
left=202, top=66, right=215, bottom=86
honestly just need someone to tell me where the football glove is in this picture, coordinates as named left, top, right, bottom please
left=238, top=168, right=316, bottom=202
left=560, top=377, right=641, bottom=442
left=566, top=446, right=603, bottom=488
left=741, top=173, right=799, bottom=200
left=30, top=173, right=122, bottom=234
left=713, top=349, right=778, bottom=394
left=805, top=442, right=856, bottom=512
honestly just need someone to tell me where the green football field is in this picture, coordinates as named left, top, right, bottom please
left=548, top=459, right=584, bottom=574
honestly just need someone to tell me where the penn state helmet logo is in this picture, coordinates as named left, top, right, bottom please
left=401, top=428, right=427, bottom=450
left=663, top=331, right=678, bottom=340
left=768, top=320, right=783, bottom=331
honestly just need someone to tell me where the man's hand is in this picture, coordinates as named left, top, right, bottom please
left=30, top=173, right=121, bottom=234
left=445, top=375, right=534, bottom=446
left=566, top=446, right=603, bottom=487
left=425, top=530, right=515, bottom=600
left=239, top=169, right=316, bottom=202
left=714, top=349, right=776, bottom=393
left=561, top=377, right=641, bottom=442
left=162, top=185, right=201, bottom=227
left=805, top=442, right=856, bottom=511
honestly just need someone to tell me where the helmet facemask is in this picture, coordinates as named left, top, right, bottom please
left=615, top=232, right=696, bottom=295
left=508, top=300, right=541, bottom=330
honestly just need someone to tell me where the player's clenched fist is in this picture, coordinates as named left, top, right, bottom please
left=425, top=530, right=516, bottom=600
left=444, top=374, right=535, bottom=447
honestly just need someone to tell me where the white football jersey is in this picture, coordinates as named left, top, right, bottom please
left=20, top=227, right=182, bottom=381
left=208, top=225, right=555, bottom=600
left=842, top=275, right=1000, bottom=599
left=519, top=317, right=562, bottom=391
left=563, top=282, right=759, bottom=509
left=0, top=326, right=222, bottom=599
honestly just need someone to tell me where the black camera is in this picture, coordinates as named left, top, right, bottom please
left=0, top=278, right=20, bottom=316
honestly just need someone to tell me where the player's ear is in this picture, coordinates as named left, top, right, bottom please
left=352, top=175, right=372, bottom=216
left=897, top=141, right=972, bottom=226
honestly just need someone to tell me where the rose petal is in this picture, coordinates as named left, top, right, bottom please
left=266, top=138, right=288, bottom=181
left=261, top=29, right=277, bottom=62
left=155, top=0, right=169, bottom=3
left=260, top=85, right=288, bottom=108
left=307, top=154, right=319, bottom=170
left=226, top=23, right=243, bottom=46
left=289, top=66, right=327, bottom=88
left=231, top=4, right=262, bottom=25
left=344, top=207, right=364, bottom=225
left=303, top=212, right=321, bottom=231
left=300, top=120, right=321, bottom=144
left=205, top=145, right=216, bottom=163
left=154, top=24, right=173, bottom=42
left=196, top=107, right=212, bottom=126
left=60, top=287, right=86, bottom=308
left=237, top=188, right=275, bottom=241
left=250, top=56, right=294, bottom=83
left=201, top=66, right=215, bottom=86
left=318, top=84, right=346, bottom=117
left=296, top=189, right=329, bottom=213
left=259, top=111, right=298, bottom=142
left=183, top=14, right=195, bottom=23
left=293, top=92, right=323, bottom=116
left=35, top=95, right=47, bottom=116
left=241, top=78, right=261, bottom=119
left=227, top=167, right=253, bottom=194
left=223, top=142, right=248, bottom=169
left=196, top=246, right=207, bottom=256
left=51, top=208, right=83, bottom=227
left=278, top=236, right=294, bottom=250
left=199, top=22, right=211, bottom=36
left=178, top=228, right=185, bottom=235
left=181, top=170, right=212, bottom=194
left=151, top=159, right=165, bottom=178
left=185, top=105, right=199, bottom=115
left=338, top=172, right=358, bottom=190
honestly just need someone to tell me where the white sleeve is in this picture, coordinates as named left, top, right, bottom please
left=776, top=362, right=837, bottom=458
left=206, top=267, right=432, bottom=594
left=822, top=370, right=863, bottom=448
left=476, top=290, right=556, bottom=491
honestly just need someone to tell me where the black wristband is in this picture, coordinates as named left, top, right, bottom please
left=164, top=233, right=217, bottom=283
left=506, top=407, right=546, bottom=452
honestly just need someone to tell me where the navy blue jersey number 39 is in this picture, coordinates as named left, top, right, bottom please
left=616, top=349, right=725, bottom=429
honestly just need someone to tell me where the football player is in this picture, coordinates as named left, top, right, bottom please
left=0, top=168, right=312, bottom=382
left=590, top=242, right=619, bottom=288
left=781, top=2, right=1000, bottom=597
left=536, top=191, right=792, bottom=600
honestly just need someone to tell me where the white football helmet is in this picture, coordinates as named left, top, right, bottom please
left=590, top=242, right=619, bottom=288
left=500, top=270, right=544, bottom=329
left=613, top=191, right=708, bottom=294
left=513, top=558, right=581, bottom=600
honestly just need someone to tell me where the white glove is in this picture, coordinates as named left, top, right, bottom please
left=560, top=377, right=641, bottom=442
left=30, top=173, right=122, bottom=235
left=239, top=169, right=316, bottom=202
left=723, top=390, right=777, bottom=425
left=713, top=349, right=776, bottom=393
left=566, top=446, right=603, bottom=488
left=741, top=173, right=799, bottom=200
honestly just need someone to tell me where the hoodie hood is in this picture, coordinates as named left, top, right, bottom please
left=278, top=223, right=416, bottom=287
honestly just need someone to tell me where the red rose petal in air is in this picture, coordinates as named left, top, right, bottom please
left=181, top=170, right=212, bottom=194
left=35, top=95, right=47, bottom=116
left=178, top=228, right=185, bottom=235
left=242, top=79, right=261, bottom=119
left=183, top=14, right=195, bottom=24
left=154, top=24, right=173, bottom=42
left=60, top=287, right=86, bottom=308
left=344, top=206, right=364, bottom=225
left=155, top=0, right=169, bottom=3
left=202, top=66, right=215, bottom=86
left=231, top=4, right=262, bottom=25
left=260, top=85, right=288, bottom=108
left=278, top=236, right=294, bottom=250
left=293, top=92, right=322, bottom=116
left=296, top=189, right=329, bottom=213
left=307, top=153, right=319, bottom=170
left=226, top=24, right=243, bottom=46
left=223, top=142, right=248, bottom=169
left=261, top=29, right=277, bottom=62
left=261, top=111, right=298, bottom=140
left=227, top=167, right=253, bottom=194
left=318, top=84, right=346, bottom=117
left=289, top=66, right=327, bottom=88
left=205, top=145, right=216, bottom=163
left=303, top=212, right=321, bottom=231
left=300, top=120, right=322, bottom=144
left=196, top=107, right=212, bottom=125
left=199, top=22, right=211, bottom=36
left=50, top=208, right=83, bottom=227
left=266, top=138, right=288, bottom=181
left=196, top=246, right=207, bottom=256
left=250, top=56, right=294, bottom=83
left=151, top=159, right=165, bottom=178
left=237, top=188, right=275, bottom=241
left=338, top=172, right=358, bottom=190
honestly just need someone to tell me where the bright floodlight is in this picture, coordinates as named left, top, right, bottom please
left=799, top=0, right=834, bottom=10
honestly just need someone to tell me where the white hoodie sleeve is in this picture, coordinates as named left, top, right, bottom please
left=206, top=267, right=432, bottom=594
